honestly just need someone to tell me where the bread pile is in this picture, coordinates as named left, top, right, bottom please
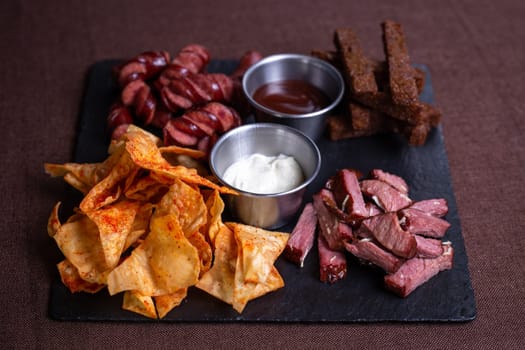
left=313, top=20, right=442, bottom=145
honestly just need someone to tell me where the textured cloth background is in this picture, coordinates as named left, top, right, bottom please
left=1, top=0, right=524, bottom=348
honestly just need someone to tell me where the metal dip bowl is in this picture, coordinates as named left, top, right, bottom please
left=242, top=54, right=345, bottom=140
left=209, top=123, right=321, bottom=229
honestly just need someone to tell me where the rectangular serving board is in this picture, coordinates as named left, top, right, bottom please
left=49, top=59, right=476, bottom=322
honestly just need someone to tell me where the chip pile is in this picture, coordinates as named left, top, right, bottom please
left=45, top=125, right=289, bottom=318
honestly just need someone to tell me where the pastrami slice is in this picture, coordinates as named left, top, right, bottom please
left=332, top=168, right=368, bottom=219
left=318, top=234, right=347, bottom=284
left=362, top=212, right=417, bottom=259
left=360, top=179, right=412, bottom=212
left=284, top=203, right=317, bottom=267
left=400, top=208, right=451, bottom=238
left=345, top=239, right=404, bottom=274
left=384, top=243, right=454, bottom=297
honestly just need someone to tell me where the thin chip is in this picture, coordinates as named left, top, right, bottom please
left=187, top=230, right=213, bottom=276
left=86, top=200, right=141, bottom=268
left=124, top=128, right=237, bottom=194
left=80, top=151, right=136, bottom=212
left=155, top=179, right=207, bottom=236
left=229, top=222, right=289, bottom=284
left=122, top=290, right=157, bottom=319
left=107, top=214, right=200, bottom=296
left=202, top=190, right=226, bottom=246
left=159, top=145, right=206, bottom=159
left=154, top=288, right=188, bottom=319
left=57, top=259, right=105, bottom=294
left=51, top=213, right=109, bottom=284
left=195, top=225, right=237, bottom=306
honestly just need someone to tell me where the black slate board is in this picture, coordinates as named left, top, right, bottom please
left=49, top=59, right=476, bottom=322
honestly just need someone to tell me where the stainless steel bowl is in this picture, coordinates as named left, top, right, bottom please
left=242, top=54, right=345, bottom=140
left=210, top=123, right=321, bottom=229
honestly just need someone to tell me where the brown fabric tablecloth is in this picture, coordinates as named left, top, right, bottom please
left=1, top=0, right=524, bottom=348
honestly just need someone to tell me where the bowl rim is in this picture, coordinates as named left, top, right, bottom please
left=209, top=123, right=322, bottom=197
left=242, top=53, right=345, bottom=119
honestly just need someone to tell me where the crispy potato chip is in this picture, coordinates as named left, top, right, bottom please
left=228, top=223, right=289, bottom=284
left=124, top=171, right=166, bottom=201
left=197, top=222, right=288, bottom=313
left=86, top=200, right=141, bottom=268
left=51, top=212, right=109, bottom=284
left=187, top=231, right=213, bottom=276
left=122, top=290, right=157, bottom=319
left=154, top=288, right=188, bottom=319
left=195, top=225, right=237, bottom=305
left=107, top=214, right=200, bottom=296
left=202, top=190, right=226, bottom=246
left=159, top=145, right=206, bottom=159
left=232, top=265, right=284, bottom=313
left=57, top=259, right=105, bottom=294
left=124, top=203, right=153, bottom=250
left=123, top=124, right=161, bottom=145
left=155, top=179, right=207, bottom=236
left=229, top=223, right=288, bottom=313
left=124, top=129, right=236, bottom=194
left=45, top=143, right=127, bottom=193
left=48, top=202, right=62, bottom=237
left=80, top=151, right=136, bottom=212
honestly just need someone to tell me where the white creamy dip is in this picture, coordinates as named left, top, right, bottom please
left=222, top=153, right=304, bottom=194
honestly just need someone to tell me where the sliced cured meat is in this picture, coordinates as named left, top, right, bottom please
left=182, top=111, right=215, bottom=136
left=121, top=80, right=146, bottom=106
left=231, top=50, right=264, bottom=79
left=106, top=103, right=133, bottom=133
left=400, top=208, right=450, bottom=238
left=158, top=73, right=233, bottom=113
left=150, top=106, right=172, bottom=129
left=118, top=61, right=147, bottom=87
left=160, top=85, right=192, bottom=111
left=163, top=120, right=199, bottom=147
left=344, top=239, right=404, bottom=274
left=284, top=203, right=317, bottom=267
left=196, top=134, right=218, bottom=155
left=365, top=202, right=383, bottom=217
left=318, top=234, right=347, bottom=284
left=408, top=198, right=448, bottom=218
left=313, top=194, right=353, bottom=251
left=332, top=168, right=368, bottom=219
left=384, top=243, right=454, bottom=297
left=201, top=102, right=240, bottom=133
left=319, top=188, right=354, bottom=223
left=360, top=179, right=412, bottom=212
left=134, top=84, right=156, bottom=124
left=362, top=212, right=417, bottom=259
left=208, top=73, right=234, bottom=101
left=117, top=50, right=170, bottom=87
left=157, top=44, right=210, bottom=85
left=370, top=168, right=409, bottom=194
left=414, top=235, right=444, bottom=258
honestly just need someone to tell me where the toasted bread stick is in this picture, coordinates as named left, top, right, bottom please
left=382, top=20, right=419, bottom=105
left=334, top=28, right=378, bottom=95
left=311, top=49, right=425, bottom=94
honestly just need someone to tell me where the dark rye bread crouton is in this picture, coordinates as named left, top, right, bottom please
left=382, top=20, right=419, bottom=106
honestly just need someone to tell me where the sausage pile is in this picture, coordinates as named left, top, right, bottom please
left=107, top=45, right=263, bottom=155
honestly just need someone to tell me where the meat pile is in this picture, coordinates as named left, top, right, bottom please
left=107, top=45, right=263, bottom=155
left=284, top=168, right=454, bottom=297
left=312, top=20, right=442, bottom=146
